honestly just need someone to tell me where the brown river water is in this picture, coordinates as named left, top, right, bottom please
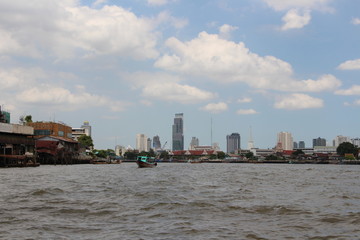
left=1, top=163, right=360, bottom=239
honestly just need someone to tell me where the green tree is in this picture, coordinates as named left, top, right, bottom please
left=245, top=151, right=254, bottom=159
left=78, top=135, right=94, bottom=149
left=217, top=151, right=226, bottom=159
left=25, top=115, right=33, bottom=123
left=124, top=150, right=138, bottom=160
left=337, top=142, right=358, bottom=157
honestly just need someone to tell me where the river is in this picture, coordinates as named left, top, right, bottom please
left=1, top=163, right=360, bottom=239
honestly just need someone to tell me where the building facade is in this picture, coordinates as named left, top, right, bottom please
left=313, top=137, right=326, bottom=147
left=172, top=113, right=184, bottom=151
left=277, top=132, right=293, bottom=150
left=189, top=137, right=199, bottom=150
left=226, top=133, right=241, bottom=153
left=28, top=121, right=73, bottom=140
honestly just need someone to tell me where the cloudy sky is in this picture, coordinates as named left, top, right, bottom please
left=1, top=0, right=359, bottom=150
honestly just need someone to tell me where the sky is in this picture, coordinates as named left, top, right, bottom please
left=0, top=0, right=359, bottom=150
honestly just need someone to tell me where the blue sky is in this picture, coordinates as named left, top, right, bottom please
left=1, top=0, right=359, bottom=150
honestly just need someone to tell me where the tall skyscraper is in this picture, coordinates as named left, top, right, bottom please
left=172, top=113, right=184, bottom=151
left=277, top=132, right=293, bottom=150
left=313, top=137, right=326, bottom=147
left=226, top=133, right=241, bottom=153
left=153, top=135, right=161, bottom=150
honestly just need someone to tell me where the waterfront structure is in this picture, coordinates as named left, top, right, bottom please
left=28, top=121, right=73, bottom=140
left=277, top=132, right=293, bottom=150
left=153, top=135, right=161, bottom=150
left=313, top=137, right=326, bottom=147
left=189, top=137, right=199, bottom=150
left=226, top=133, right=241, bottom=154
left=136, top=134, right=148, bottom=152
left=172, top=113, right=184, bottom=151
left=0, top=121, right=37, bottom=167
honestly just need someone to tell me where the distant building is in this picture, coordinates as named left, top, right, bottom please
left=293, top=142, right=298, bottom=149
left=147, top=138, right=151, bottom=151
left=299, top=141, right=305, bottom=149
left=81, top=121, right=92, bottom=137
left=172, top=113, right=184, bottom=151
left=136, top=134, right=147, bottom=152
left=226, top=133, right=241, bottom=154
left=333, top=135, right=351, bottom=147
left=313, top=137, right=326, bottom=147
left=189, top=137, right=199, bottom=150
left=153, top=135, right=161, bottom=150
left=277, top=132, right=293, bottom=150
left=0, top=106, right=10, bottom=123
left=352, top=138, right=360, bottom=147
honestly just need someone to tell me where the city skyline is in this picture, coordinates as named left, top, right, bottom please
left=0, top=1, right=359, bottom=150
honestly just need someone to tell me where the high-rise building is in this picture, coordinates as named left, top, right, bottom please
left=313, top=137, right=326, bottom=147
left=247, top=126, right=254, bottom=150
left=277, top=132, right=293, bottom=150
left=136, top=134, right=147, bottom=152
left=153, top=135, right=161, bottom=150
left=298, top=141, right=305, bottom=149
left=226, top=133, right=241, bottom=153
left=293, top=142, right=298, bottom=149
left=333, top=135, right=351, bottom=147
left=172, top=113, right=184, bottom=151
left=352, top=138, right=360, bottom=147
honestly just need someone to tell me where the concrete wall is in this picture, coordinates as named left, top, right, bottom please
left=0, top=123, right=34, bottom=135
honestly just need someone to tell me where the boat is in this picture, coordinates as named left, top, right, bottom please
left=136, top=156, right=157, bottom=168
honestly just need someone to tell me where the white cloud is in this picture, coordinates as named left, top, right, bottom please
left=219, top=24, right=238, bottom=39
left=337, top=59, right=360, bottom=70
left=281, top=9, right=311, bottom=30
left=154, top=11, right=188, bottom=29
left=0, top=1, right=159, bottom=60
left=126, top=72, right=217, bottom=104
left=16, top=84, right=128, bottom=112
left=262, top=0, right=333, bottom=12
left=148, top=0, right=168, bottom=6
left=155, top=32, right=341, bottom=92
left=262, top=0, right=333, bottom=30
left=274, top=93, right=324, bottom=110
left=351, top=18, right=360, bottom=25
left=236, top=109, right=258, bottom=115
left=200, top=102, right=228, bottom=114
left=237, top=97, right=252, bottom=103
left=335, top=85, right=360, bottom=95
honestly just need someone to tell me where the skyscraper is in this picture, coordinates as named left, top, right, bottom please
left=277, top=132, right=293, bottom=150
left=313, top=137, right=326, bottom=147
left=172, top=113, right=184, bottom=151
left=153, top=135, right=161, bottom=150
left=226, top=133, right=241, bottom=153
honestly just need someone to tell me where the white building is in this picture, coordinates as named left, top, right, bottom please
left=277, top=132, right=293, bottom=150
left=136, top=134, right=148, bottom=152
left=333, top=135, right=351, bottom=147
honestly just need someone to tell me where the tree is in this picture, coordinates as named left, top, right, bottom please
left=337, top=142, right=358, bottom=157
left=245, top=151, right=254, bottom=159
left=217, top=151, right=226, bottom=159
left=25, top=115, right=33, bottom=123
left=78, top=135, right=94, bottom=149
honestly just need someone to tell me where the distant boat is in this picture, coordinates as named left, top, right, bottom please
left=136, top=156, right=157, bottom=168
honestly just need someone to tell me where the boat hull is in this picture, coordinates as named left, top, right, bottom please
left=137, top=160, right=157, bottom=168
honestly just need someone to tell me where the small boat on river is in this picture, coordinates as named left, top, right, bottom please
left=136, top=156, right=157, bottom=168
